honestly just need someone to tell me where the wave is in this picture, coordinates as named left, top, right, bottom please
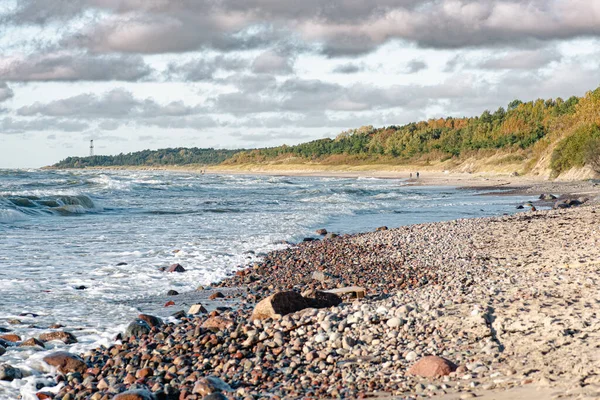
left=0, top=209, right=27, bottom=224
left=0, top=194, right=101, bottom=218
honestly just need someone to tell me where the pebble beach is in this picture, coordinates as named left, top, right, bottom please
left=3, top=181, right=600, bottom=399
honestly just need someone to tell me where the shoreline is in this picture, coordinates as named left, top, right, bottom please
left=24, top=196, right=600, bottom=399
left=3, top=175, right=599, bottom=399
left=47, top=164, right=545, bottom=186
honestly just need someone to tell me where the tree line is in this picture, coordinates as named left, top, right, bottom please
left=53, top=86, right=600, bottom=176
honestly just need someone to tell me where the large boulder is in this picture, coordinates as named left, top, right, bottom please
left=124, top=319, right=151, bottom=339
left=539, top=193, right=557, bottom=200
left=114, top=389, right=156, bottom=400
left=302, top=289, right=342, bottom=308
left=137, top=314, right=163, bottom=328
left=252, top=290, right=341, bottom=320
left=0, top=364, right=22, bottom=381
left=252, top=291, right=311, bottom=320
left=43, top=352, right=87, bottom=374
left=407, top=356, right=457, bottom=378
left=39, top=331, right=77, bottom=344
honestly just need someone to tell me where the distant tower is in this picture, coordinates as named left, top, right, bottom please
left=89, top=140, right=94, bottom=157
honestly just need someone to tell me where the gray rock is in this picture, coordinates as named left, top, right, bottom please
left=386, top=317, right=403, bottom=328
left=124, top=319, right=151, bottom=339
left=0, top=364, right=22, bottom=381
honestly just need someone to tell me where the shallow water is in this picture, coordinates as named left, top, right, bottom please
left=0, top=169, right=533, bottom=398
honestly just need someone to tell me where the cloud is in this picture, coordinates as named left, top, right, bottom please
left=251, top=51, right=294, bottom=74
left=17, top=88, right=204, bottom=119
left=166, top=55, right=246, bottom=81
left=405, top=60, right=427, bottom=73
left=478, top=49, right=563, bottom=70
left=332, top=63, right=363, bottom=74
left=0, top=53, right=152, bottom=81
left=7, top=1, right=599, bottom=56
left=0, top=117, right=89, bottom=134
left=0, top=82, right=14, bottom=102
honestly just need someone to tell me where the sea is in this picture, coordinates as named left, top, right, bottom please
left=0, top=169, right=533, bottom=399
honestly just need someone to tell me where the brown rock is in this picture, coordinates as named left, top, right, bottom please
left=164, top=301, right=175, bottom=307
left=192, top=377, right=231, bottom=396
left=113, top=389, right=156, bottom=400
left=209, top=292, right=225, bottom=300
left=376, top=226, right=388, bottom=231
left=251, top=291, right=311, bottom=320
left=167, top=263, right=185, bottom=273
left=136, top=368, right=153, bottom=379
left=19, top=338, right=45, bottom=348
left=42, top=352, right=87, bottom=374
left=36, top=392, right=54, bottom=400
left=201, top=317, right=234, bottom=331
left=302, top=289, right=342, bottom=308
left=0, top=334, right=21, bottom=342
left=316, top=228, right=327, bottom=235
left=137, top=314, right=163, bottom=328
left=39, top=331, right=77, bottom=344
left=407, top=356, right=457, bottom=378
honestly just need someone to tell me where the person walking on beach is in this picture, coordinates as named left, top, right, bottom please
left=410, top=173, right=412, bottom=179
left=416, top=171, right=420, bottom=179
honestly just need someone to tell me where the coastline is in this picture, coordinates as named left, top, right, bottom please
left=23, top=189, right=600, bottom=399
left=56, top=164, right=600, bottom=199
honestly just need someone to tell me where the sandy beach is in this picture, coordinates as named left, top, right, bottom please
left=18, top=178, right=599, bottom=400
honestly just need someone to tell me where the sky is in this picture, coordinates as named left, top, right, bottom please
left=0, top=1, right=599, bottom=168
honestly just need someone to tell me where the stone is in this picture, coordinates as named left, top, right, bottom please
left=192, top=376, right=232, bottom=396
left=325, top=232, right=339, bottom=239
left=312, top=271, right=327, bottom=282
left=39, top=331, right=77, bottom=344
left=203, top=394, right=228, bottom=400
left=316, top=228, right=328, bottom=235
left=539, top=193, right=557, bottom=200
left=0, top=334, right=21, bottom=342
left=124, top=319, right=151, bottom=339
left=209, top=292, right=225, bottom=300
left=376, top=226, right=388, bottom=231
left=407, top=356, right=458, bottom=378
left=36, top=392, right=54, bottom=399
left=0, top=346, right=4, bottom=356
left=387, top=317, right=403, bottom=328
left=137, top=314, right=163, bottom=328
left=113, top=389, right=156, bottom=400
left=167, top=290, right=179, bottom=296
left=251, top=291, right=311, bottom=320
left=202, top=316, right=234, bottom=331
left=19, top=338, right=45, bottom=348
left=167, top=263, right=185, bottom=273
left=188, top=304, right=208, bottom=315
left=43, top=352, right=87, bottom=374
left=0, top=364, right=21, bottom=381
left=302, top=289, right=342, bottom=308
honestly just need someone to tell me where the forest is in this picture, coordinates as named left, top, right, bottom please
left=54, top=86, right=600, bottom=176
left=53, top=148, right=240, bottom=168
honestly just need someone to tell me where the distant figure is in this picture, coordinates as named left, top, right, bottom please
left=416, top=171, right=420, bottom=179
left=410, top=173, right=412, bottom=179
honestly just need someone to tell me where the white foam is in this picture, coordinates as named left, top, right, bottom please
left=0, top=209, right=26, bottom=224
